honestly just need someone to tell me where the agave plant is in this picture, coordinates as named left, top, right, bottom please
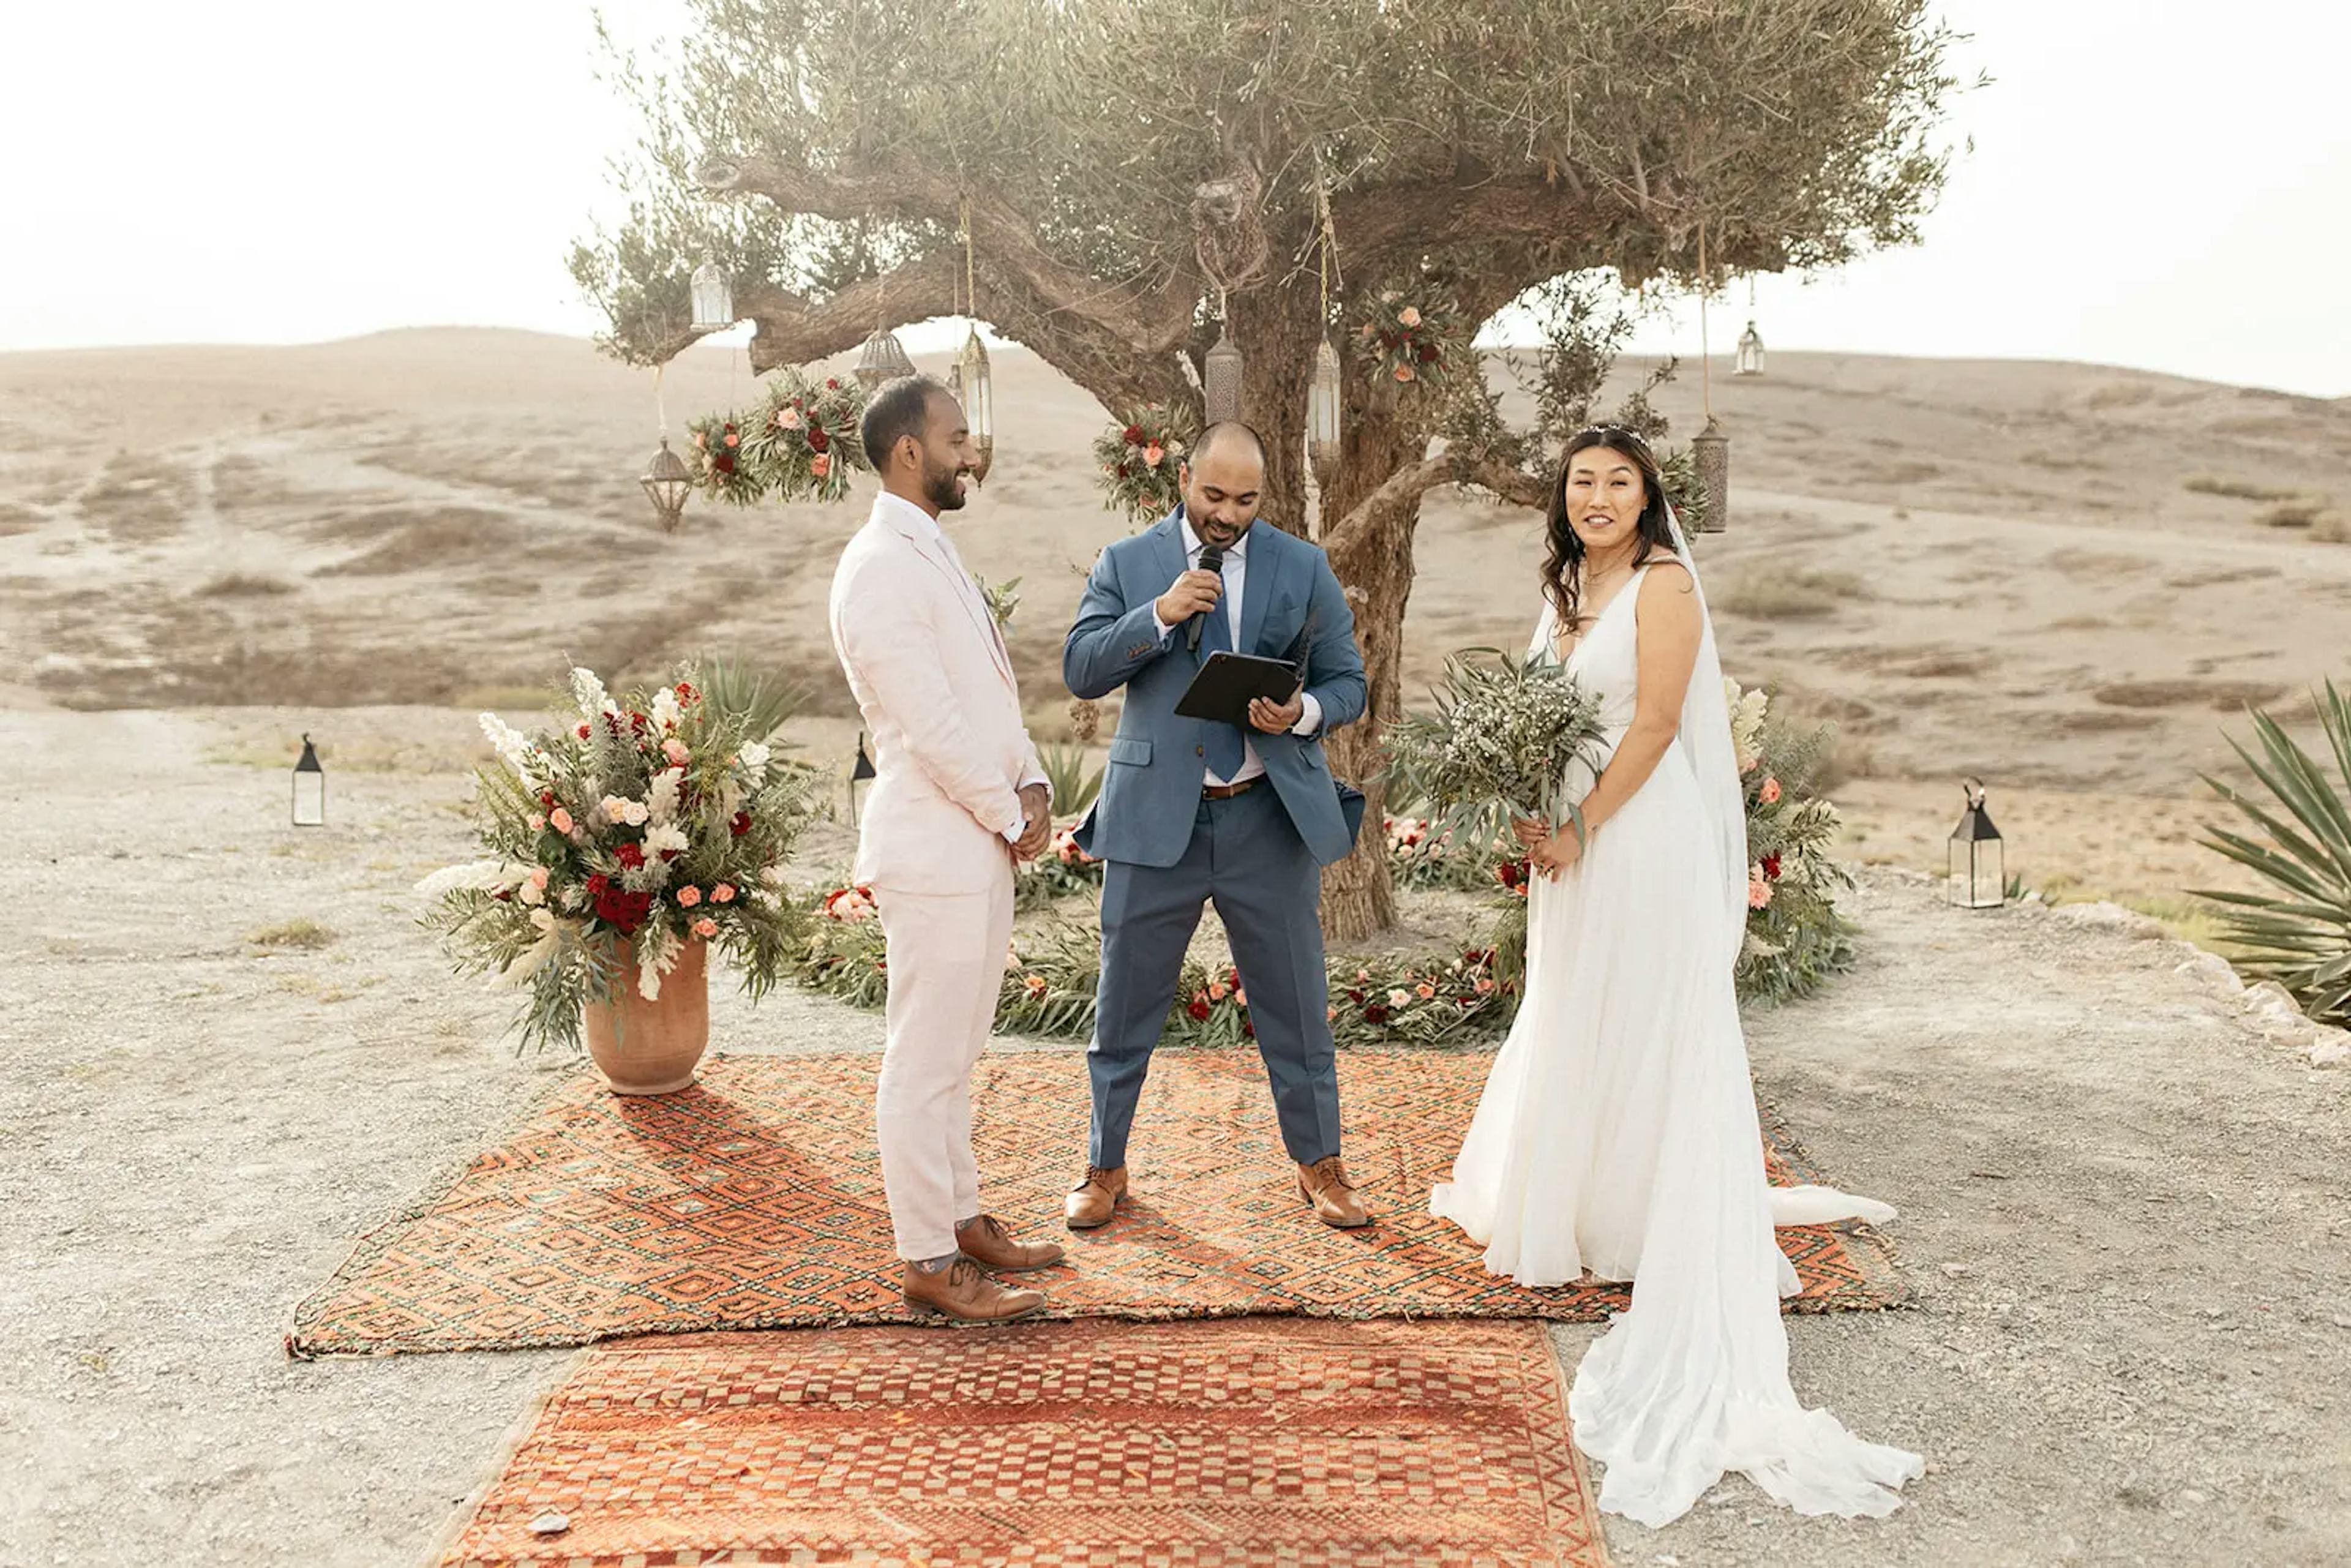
left=1035, top=740, right=1103, bottom=818
left=2195, top=681, right=2351, bottom=1025
left=694, top=656, right=803, bottom=743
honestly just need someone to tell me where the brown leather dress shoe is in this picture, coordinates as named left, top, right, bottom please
left=1064, top=1165, right=1128, bottom=1230
left=1297, top=1155, right=1373, bottom=1228
left=901, top=1257, right=1047, bottom=1323
left=954, top=1213, right=1066, bottom=1272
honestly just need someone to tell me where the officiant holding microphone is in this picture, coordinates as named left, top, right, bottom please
left=1062, top=422, right=1371, bottom=1232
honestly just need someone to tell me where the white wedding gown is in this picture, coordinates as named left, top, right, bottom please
left=1430, top=557, right=1924, bottom=1528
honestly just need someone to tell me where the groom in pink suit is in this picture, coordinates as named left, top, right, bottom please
left=827, top=375, right=1067, bottom=1322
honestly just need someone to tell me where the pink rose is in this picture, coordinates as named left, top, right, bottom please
left=663, top=738, right=691, bottom=767
left=775, top=405, right=803, bottom=430
left=1143, top=443, right=1165, bottom=468
left=712, top=883, right=735, bottom=904
left=548, top=807, right=575, bottom=835
left=693, top=917, right=718, bottom=938
left=811, top=452, right=832, bottom=479
left=675, top=885, right=702, bottom=908
left=1748, top=874, right=1773, bottom=910
left=1393, top=363, right=1416, bottom=383
left=530, top=866, right=550, bottom=890
left=1398, top=306, right=1422, bottom=328
left=527, top=814, right=545, bottom=831
left=1760, top=776, right=1782, bottom=805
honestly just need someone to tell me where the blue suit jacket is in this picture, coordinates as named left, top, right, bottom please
left=1065, top=510, right=1369, bottom=869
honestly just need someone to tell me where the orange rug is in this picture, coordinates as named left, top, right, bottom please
left=436, top=1317, right=1610, bottom=1568
left=290, top=1049, right=1904, bottom=1356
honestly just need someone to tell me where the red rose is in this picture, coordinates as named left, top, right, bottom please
left=1417, top=342, right=1441, bottom=363
left=576, top=723, right=590, bottom=739
left=585, top=873, right=609, bottom=898
left=675, top=681, right=699, bottom=703
left=1123, top=424, right=1146, bottom=446
left=1347, top=988, right=1365, bottom=1005
left=808, top=427, right=829, bottom=453
left=1117, top=463, right=1133, bottom=479
left=658, top=847, right=680, bottom=862
left=730, top=811, right=752, bottom=838
left=1364, top=1005, right=1390, bottom=1024
left=1187, top=999, right=1212, bottom=1021
left=593, top=884, right=653, bottom=935
left=714, top=452, right=735, bottom=475
left=615, top=842, right=646, bottom=870
left=825, top=378, right=840, bottom=390
left=1763, top=853, right=1783, bottom=880
left=491, top=888, right=512, bottom=902
left=630, top=712, right=649, bottom=733
left=539, top=790, right=555, bottom=808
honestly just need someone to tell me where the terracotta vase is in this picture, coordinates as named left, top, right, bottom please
left=582, top=937, right=709, bottom=1095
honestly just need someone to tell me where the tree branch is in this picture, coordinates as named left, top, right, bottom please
left=1332, top=174, right=1616, bottom=269
left=736, top=252, right=963, bottom=374
left=1322, top=447, right=1546, bottom=564
left=700, top=154, right=1196, bottom=356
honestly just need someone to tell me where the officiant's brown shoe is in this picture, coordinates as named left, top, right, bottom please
left=1297, top=1155, right=1373, bottom=1229
left=1065, top=1165, right=1127, bottom=1229
left=902, top=1258, right=1047, bottom=1323
left=955, top=1213, right=1066, bottom=1272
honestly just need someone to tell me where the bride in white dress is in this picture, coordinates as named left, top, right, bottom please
left=1430, top=426, right=1924, bottom=1528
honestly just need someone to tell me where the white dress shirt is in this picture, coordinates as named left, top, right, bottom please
left=1150, top=517, right=1324, bottom=788
left=879, top=493, right=1046, bottom=841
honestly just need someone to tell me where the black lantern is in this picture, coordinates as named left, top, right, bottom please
left=639, top=438, right=692, bottom=533
left=1947, top=778, right=2006, bottom=909
left=849, top=733, right=877, bottom=825
left=293, top=733, right=326, bottom=827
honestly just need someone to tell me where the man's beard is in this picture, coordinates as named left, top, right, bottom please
left=924, top=457, right=969, bottom=512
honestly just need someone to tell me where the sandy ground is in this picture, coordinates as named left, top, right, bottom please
left=5, top=705, right=2350, bottom=1567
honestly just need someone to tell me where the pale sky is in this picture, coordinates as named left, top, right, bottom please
left=4, top=1, right=2345, bottom=396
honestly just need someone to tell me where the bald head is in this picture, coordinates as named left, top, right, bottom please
left=1179, top=420, right=1265, bottom=549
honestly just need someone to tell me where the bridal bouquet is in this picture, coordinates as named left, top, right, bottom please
left=1383, top=650, right=1607, bottom=855
left=418, top=665, right=818, bottom=1052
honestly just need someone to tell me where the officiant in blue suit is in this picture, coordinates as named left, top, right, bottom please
left=1062, top=422, right=1373, bottom=1233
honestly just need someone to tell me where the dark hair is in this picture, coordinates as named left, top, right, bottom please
left=1189, top=419, right=1267, bottom=472
left=1541, top=425, right=1679, bottom=636
left=860, top=374, right=953, bottom=471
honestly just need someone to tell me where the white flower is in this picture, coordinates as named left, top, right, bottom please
left=477, top=713, right=540, bottom=788
left=648, top=767, right=683, bottom=825
left=740, top=740, right=771, bottom=771
left=643, top=823, right=689, bottom=860
left=414, top=860, right=508, bottom=899
left=517, top=880, right=546, bottom=907
left=569, top=667, right=610, bottom=718
left=760, top=865, right=790, bottom=885
left=622, top=800, right=651, bottom=827
left=635, top=921, right=682, bottom=1001
left=602, top=795, right=632, bottom=825
left=650, top=686, right=682, bottom=733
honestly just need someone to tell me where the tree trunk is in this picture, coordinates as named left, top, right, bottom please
left=1232, top=290, right=1313, bottom=538
left=1313, top=364, right=1430, bottom=942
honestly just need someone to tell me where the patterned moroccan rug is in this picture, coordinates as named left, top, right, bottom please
left=290, top=1049, right=1905, bottom=1357
left=433, top=1317, right=1610, bottom=1568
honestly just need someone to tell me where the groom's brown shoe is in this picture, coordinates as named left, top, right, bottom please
left=955, top=1213, right=1066, bottom=1271
left=1298, top=1155, right=1373, bottom=1229
left=1065, top=1165, right=1128, bottom=1229
left=902, top=1258, right=1046, bottom=1323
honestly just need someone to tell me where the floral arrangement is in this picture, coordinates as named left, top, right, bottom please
left=686, top=415, right=765, bottom=506
left=1384, top=813, right=1515, bottom=892
left=1094, top=403, right=1197, bottom=525
left=418, top=665, right=818, bottom=1052
left=1357, top=293, right=1459, bottom=389
left=1382, top=649, right=1607, bottom=858
left=1016, top=823, right=1105, bottom=910
left=738, top=370, right=869, bottom=504
left=1728, top=679, right=1855, bottom=1002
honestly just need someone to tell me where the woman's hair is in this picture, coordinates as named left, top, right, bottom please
left=1540, top=424, right=1681, bottom=634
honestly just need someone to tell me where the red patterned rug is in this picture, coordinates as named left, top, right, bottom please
left=291, top=1049, right=1904, bottom=1357
left=435, top=1317, right=1610, bottom=1568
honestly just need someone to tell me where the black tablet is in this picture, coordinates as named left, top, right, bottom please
left=1174, top=653, right=1305, bottom=727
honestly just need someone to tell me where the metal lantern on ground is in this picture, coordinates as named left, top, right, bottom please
left=1947, top=778, right=2006, bottom=909
left=1203, top=326, right=1243, bottom=424
left=689, top=260, right=733, bottom=332
left=958, top=327, right=995, bottom=483
left=1735, top=320, right=1765, bottom=377
left=292, top=734, right=326, bottom=827
left=854, top=328, right=917, bottom=391
left=1307, top=336, right=1343, bottom=487
left=1692, top=416, right=1730, bottom=533
left=639, top=438, right=692, bottom=533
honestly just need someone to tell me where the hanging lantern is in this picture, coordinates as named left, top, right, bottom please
left=639, top=438, right=692, bottom=534
left=1735, top=320, right=1765, bottom=378
left=854, top=328, right=917, bottom=391
left=1307, top=336, right=1343, bottom=487
left=1692, top=416, right=1730, bottom=534
left=849, top=732, right=878, bottom=825
left=958, top=326, right=995, bottom=484
left=689, top=260, right=733, bottom=332
left=292, top=733, right=326, bottom=828
left=1946, top=778, right=2007, bottom=909
left=1203, top=325, right=1243, bottom=424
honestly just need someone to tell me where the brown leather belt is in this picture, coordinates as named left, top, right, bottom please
left=1202, top=777, right=1264, bottom=801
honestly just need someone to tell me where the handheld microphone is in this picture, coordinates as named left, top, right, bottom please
left=1186, top=542, right=1226, bottom=653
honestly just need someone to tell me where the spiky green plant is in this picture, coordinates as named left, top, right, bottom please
left=696, top=656, right=803, bottom=743
left=2194, top=681, right=2351, bottom=1025
left=1035, top=740, right=1103, bottom=818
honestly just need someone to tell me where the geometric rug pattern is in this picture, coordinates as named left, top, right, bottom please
left=433, top=1317, right=1611, bottom=1568
left=290, top=1049, right=1906, bottom=1357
